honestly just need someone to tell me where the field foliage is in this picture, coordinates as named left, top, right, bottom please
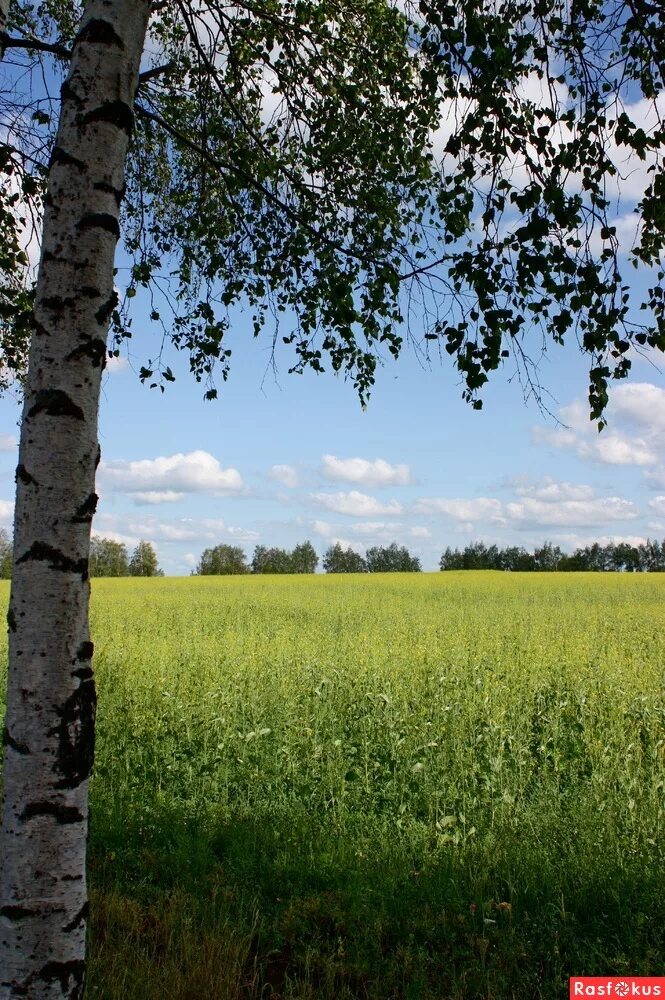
left=1, top=573, right=664, bottom=998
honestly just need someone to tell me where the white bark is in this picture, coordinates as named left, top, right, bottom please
left=0, top=2, right=151, bottom=997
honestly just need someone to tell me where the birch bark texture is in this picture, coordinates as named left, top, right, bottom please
left=0, top=2, right=150, bottom=997
left=0, top=1, right=10, bottom=59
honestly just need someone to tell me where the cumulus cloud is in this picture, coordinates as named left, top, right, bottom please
left=612, top=383, right=665, bottom=432
left=509, top=476, right=595, bottom=502
left=133, top=491, right=185, bottom=505
left=321, top=454, right=412, bottom=488
left=416, top=497, right=504, bottom=523
left=648, top=497, right=665, bottom=517
left=534, top=384, right=665, bottom=469
left=0, top=500, right=14, bottom=523
left=310, top=490, right=403, bottom=517
left=409, top=526, right=432, bottom=539
left=505, top=495, right=639, bottom=527
left=0, top=434, right=17, bottom=451
left=268, top=464, right=299, bottom=488
left=106, top=355, right=129, bottom=374
left=95, top=512, right=258, bottom=545
left=100, top=450, right=244, bottom=500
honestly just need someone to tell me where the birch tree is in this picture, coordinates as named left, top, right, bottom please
left=0, top=0, right=663, bottom=997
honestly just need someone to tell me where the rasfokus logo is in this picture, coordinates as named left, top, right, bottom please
left=570, top=979, right=665, bottom=998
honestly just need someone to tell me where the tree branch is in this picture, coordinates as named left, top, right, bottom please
left=138, top=61, right=176, bottom=85
left=0, top=33, right=71, bottom=60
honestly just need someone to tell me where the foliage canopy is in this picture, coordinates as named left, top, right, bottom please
left=1, top=0, right=663, bottom=419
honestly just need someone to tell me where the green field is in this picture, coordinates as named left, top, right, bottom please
left=2, top=572, right=665, bottom=998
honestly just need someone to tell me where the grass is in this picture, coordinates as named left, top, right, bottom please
left=2, top=571, right=665, bottom=998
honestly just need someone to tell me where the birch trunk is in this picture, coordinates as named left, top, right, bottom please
left=0, top=0, right=10, bottom=57
left=0, top=2, right=150, bottom=996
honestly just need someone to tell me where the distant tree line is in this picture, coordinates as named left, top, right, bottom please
left=440, top=539, right=665, bottom=572
left=323, top=542, right=421, bottom=573
left=194, top=541, right=319, bottom=575
left=194, top=541, right=422, bottom=575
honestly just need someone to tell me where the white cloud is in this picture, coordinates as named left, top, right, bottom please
left=534, top=384, right=665, bottom=469
left=0, top=434, right=17, bottom=451
left=95, top=512, right=258, bottom=545
left=310, top=490, right=403, bottom=517
left=409, top=526, right=432, bottom=539
left=100, top=450, right=244, bottom=498
left=510, top=476, right=595, bottom=502
left=416, top=497, right=504, bottom=523
left=106, top=355, right=129, bottom=374
left=0, top=500, right=14, bottom=523
left=268, top=464, right=299, bottom=488
left=321, top=454, right=412, bottom=488
left=133, top=491, right=185, bottom=505
left=648, top=497, right=665, bottom=517
left=612, top=383, right=665, bottom=432
left=506, top=496, right=638, bottom=527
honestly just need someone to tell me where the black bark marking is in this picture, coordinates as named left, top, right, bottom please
left=16, top=542, right=88, bottom=580
left=20, top=802, right=84, bottom=824
left=41, top=295, right=76, bottom=316
left=49, top=146, right=86, bottom=171
left=2, top=726, right=29, bottom=755
left=72, top=493, right=98, bottom=523
left=76, top=213, right=120, bottom=238
left=76, top=18, right=124, bottom=49
left=83, top=100, right=133, bottom=137
left=50, top=677, right=97, bottom=789
left=62, top=901, right=89, bottom=933
left=31, top=317, right=50, bottom=337
left=7, top=606, right=16, bottom=632
left=39, top=959, right=86, bottom=998
left=93, top=180, right=125, bottom=206
left=60, top=80, right=83, bottom=107
left=95, top=291, right=118, bottom=325
left=27, top=389, right=84, bottom=421
left=76, top=640, right=94, bottom=661
left=81, top=286, right=100, bottom=299
left=65, top=338, right=107, bottom=368
left=62, top=874, right=83, bottom=882
left=0, top=905, right=35, bottom=921
left=72, top=667, right=93, bottom=681
left=16, top=464, right=37, bottom=487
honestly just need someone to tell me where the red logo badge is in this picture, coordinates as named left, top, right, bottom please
left=570, top=979, right=665, bottom=998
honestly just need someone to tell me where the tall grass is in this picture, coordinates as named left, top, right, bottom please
left=2, top=573, right=664, bottom=998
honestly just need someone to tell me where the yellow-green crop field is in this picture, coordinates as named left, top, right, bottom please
left=2, top=572, right=665, bottom=999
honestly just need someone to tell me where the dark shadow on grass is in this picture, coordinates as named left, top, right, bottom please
left=88, top=795, right=665, bottom=1000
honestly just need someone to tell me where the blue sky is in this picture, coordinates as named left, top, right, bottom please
left=0, top=298, right=663, bottom=575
